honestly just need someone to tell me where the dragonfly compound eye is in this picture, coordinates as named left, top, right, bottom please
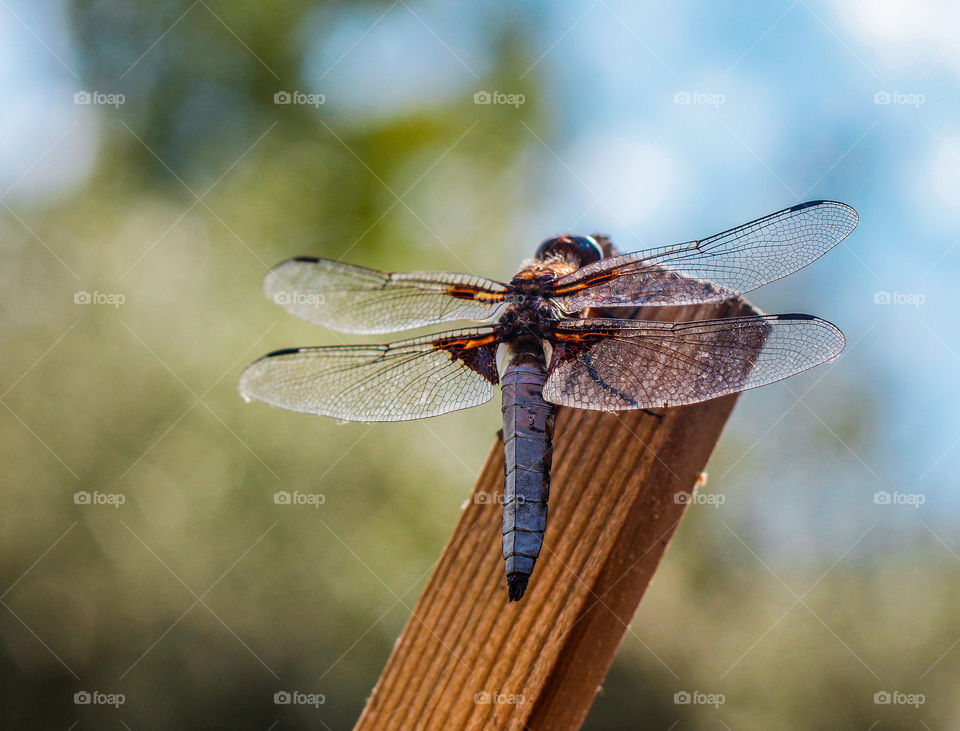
left=534, top=234, right=603, bottom=266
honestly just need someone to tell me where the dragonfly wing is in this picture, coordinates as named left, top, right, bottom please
left=239, top=328, right=499, bottom=422
left=551, top=201, right=857, bottom=310
left=543, top=315, right=844, bottom=410
left=265, top=257, right=507, bottom=334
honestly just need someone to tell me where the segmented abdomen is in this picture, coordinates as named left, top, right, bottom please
left=500, top=350, right=555, bottom=602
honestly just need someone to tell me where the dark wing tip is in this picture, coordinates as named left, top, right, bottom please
left=264, top=255, right=324, bottom=280
left=790, top=200, right=829, bottom=211
left=266, top=255, right=320, bottom=276
left=237, top=348, right=302, bottom=399
left=263, top=257, right=314, bottom=298
left=507, top=574, right=529, bottom=602
left=262, top=346, right=303, bottom=358
left=789, top=199, right=847, bottom=211
left=772, top=314, right=846, bottom=357
left=790, top=199, right=859, bottom=223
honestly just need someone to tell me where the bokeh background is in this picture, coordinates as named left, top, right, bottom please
left=2, top=0, right=958, bottom=728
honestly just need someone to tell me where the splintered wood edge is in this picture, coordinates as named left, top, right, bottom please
left=355, top=298, right=756, bottom=731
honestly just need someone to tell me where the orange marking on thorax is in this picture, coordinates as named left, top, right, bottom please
left=553, top=330, right=613, bottom=342
left=552, top=270, right=619, bottom=295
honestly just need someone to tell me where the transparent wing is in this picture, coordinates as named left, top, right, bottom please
left=238, top=328, right=499, bottom=422
left=265, top=257, right=507, bottom=334
left=551, top=201, right=857, bottom=310
left=543, top=315, right=844, bottom=411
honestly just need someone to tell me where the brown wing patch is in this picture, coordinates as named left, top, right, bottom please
left=433, top=333, right=499, bottom=384
left=549, top=329, right=617, bottom=370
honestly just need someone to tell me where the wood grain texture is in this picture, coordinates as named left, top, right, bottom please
left=355, top=297, right=756, bottom=731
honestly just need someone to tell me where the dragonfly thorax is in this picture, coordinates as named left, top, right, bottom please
left=497, top=295, right=556, bottom=344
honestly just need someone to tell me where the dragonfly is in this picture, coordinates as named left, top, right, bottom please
left=239, top=200, right=856, bottom=602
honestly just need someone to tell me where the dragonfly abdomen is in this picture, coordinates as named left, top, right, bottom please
left=500, top=347, right=555, bottom=602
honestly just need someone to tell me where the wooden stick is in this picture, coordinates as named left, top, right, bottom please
left=356, top=297, right=755, bottom=730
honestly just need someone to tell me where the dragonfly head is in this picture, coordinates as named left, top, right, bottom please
left=535, top=234, right=603, bottom=266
